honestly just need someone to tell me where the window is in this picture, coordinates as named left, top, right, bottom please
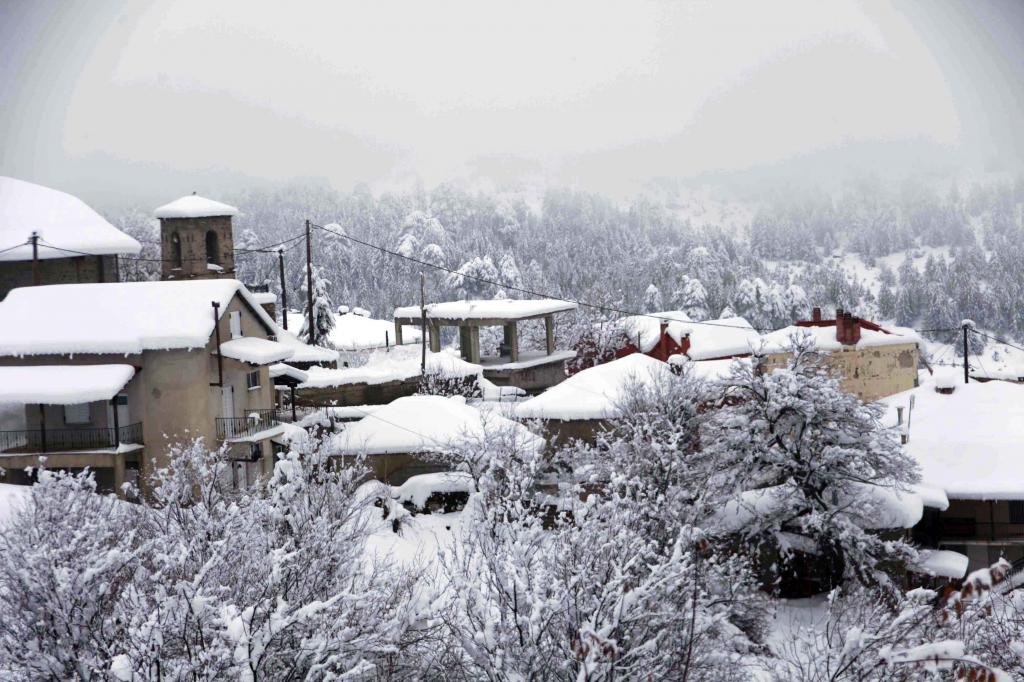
left=170, top=232, right=182, bottom=268
left=229, top=310, right=242, bottom=339
left=247, top=370, right=261, bottom=390
left=64, top=403, right=90, bottom=425
left=205, top=230, right=220, bottom=264
left=1011, top=501, right=1024, bottom=524
left=250, top=442, right=263, bottom=461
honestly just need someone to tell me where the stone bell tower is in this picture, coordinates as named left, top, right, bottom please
left=154, top=192, right=238, bottom=280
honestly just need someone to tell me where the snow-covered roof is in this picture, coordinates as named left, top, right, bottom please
left=0, top=364, right=135, bottom=404
left=0, top=280, right=277, bottom=357
left=216, top=337, right=294, bottom=365
left=760, top=325, right=920, bottom=354
left=296, top=347, right=480, bottom=388
left=392, top=471, right=476, bottom=508
left=682, top=317, right=760, bottom=360
left=618, top=310, right=692, bottom=353
left=881, top=376, right=1024, bottom=500
left=331, top=395, right=541, bottom=456
left=914, top=549, right=969, bottom=579
left=251, top=292, right=277, bottom=305
left=268, top=362, right=309, bottom=383
left=154, top=194, right=239, bottom=219
left=272, top=328, right=340, bottom=364
left=516, top=353, right=674, bottom=421
left=668, top=356, right=751, bottom=382
left=328, top=312, right=422, bottom=351
left=394, top=298, right=577, bottom=322
left=0, top=176, right=141, bottom=261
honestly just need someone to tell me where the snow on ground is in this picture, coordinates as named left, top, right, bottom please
left=364, top=509, right=464, bottom=570
left=153, top=194, right=238, bottom=219
left=0, top=483, right=29, bottom=527
left=516, top=353, right=673, bottom=421
left=921, top=334, right=1024, bottom=382
left=298, top=346, right=481, bottom=388
left=329, top=312, right=421, bottom=351
left=880, top=374, right=1024, bottom=500
left=0, top=176, right=142, bottom=261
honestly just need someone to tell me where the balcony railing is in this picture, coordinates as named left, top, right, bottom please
left=216, top=409, right=279, bottom=440
left=940, top=519, right=1024, bottom=541
left=0, top=423, right=144, bottom=454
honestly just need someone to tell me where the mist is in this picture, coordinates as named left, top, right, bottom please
left=2, top=0, right=1022, bottom=209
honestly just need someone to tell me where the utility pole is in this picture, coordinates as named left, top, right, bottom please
left=278, top=248, right=289, bottom=330
left=420, top=272, right=427, bottom=374
left=962, top=321, right=970, bottom=385
left=305, top=219, right=315, bottom=346
left=30, top=231, right=39, bottom=285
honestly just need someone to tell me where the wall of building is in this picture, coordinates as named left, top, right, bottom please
left=160, top=216, right=235, bottom=279
left=0, top=255, right=120, bottom=300
left=917, top=499, right=1024, bottom=572
left=763, top=342, right=919, bottom=402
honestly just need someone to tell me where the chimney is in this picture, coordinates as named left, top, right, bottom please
left=841, top=312, right=856, bottom=345
left=849, top=315, right=861, bottom=344
left=835, top=308, right=846, bottom=344
left=812, top=307, right=822, bottom=322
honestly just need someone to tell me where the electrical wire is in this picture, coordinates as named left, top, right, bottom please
left=0, top=240, right=30, bottom=257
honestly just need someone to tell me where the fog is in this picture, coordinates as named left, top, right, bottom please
left=1, top=0, right=1022, bottom=207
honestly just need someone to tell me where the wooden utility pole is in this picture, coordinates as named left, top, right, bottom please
left=305, top=219, right=315, bottom=346
left=420, top=272, right=427, bottom=373
left=962, top=322, right=970, bottom=385
left=278, top=248, right=289, bottom=330
left=30, top=231, right=39, bottom=285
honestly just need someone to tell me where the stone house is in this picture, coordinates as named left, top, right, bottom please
left=0, top=279, right=294, bottom=496
left=0, top=176, right=141, bottom=300
left=760, top=308, right=920, bottom=402
left=155, top=194, right=240, bottom=280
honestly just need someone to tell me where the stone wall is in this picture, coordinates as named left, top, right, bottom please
left=0, top=255, right=120, bottom=300
left=160, top=215, right=235, bottom=279
left=763, top=342, right=919, bottom=402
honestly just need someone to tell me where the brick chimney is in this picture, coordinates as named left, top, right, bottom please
left=840, top=311, right=858, bottom=346
left=812, top=307, right=822, bottom=322
left=849, top=313, right=861, bottom=344
left=835, top=308, right=846, bottom=344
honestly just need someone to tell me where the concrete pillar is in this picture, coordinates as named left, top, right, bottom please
left=113, top=455, right=126, bottom=499
left=469, top=326, right=482, bottom=364
left=394, top=320, right=403, bottom=345
left=503, top=323, right=519, bottom=362
left=544, top=315, right=555, bottom=355
left=429, top=322, right=441, bottom=353
left=459, top=326, right=473, bottom=362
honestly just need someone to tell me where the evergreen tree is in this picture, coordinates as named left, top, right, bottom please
left=299, top=265, right=336, bottom=346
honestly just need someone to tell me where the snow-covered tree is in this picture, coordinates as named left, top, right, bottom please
left=672, top=274, right=709, bottom=320
left=642, top=283, right=663, bottom=312
left=446, top=255, right=500, bottom=299
left=299, top=264, right=336, bottom=346
left=700, top=337, right=921, bottom=593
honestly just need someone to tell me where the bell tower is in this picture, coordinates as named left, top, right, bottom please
left=154, top=192, right=238, bottom=280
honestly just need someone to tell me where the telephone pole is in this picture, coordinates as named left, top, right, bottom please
left=30, top=231, right=39, bottom=285
left=278, top=248, right=289, bottom=330
left=420, top=272, right=427, bottom=373
left=305, top=219, right=315, bottom=346
left=962, top=322, right=970, bottom=385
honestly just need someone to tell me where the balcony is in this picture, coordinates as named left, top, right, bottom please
left=216, top=409, right=279, bottom=440
left=0, top=423, right=144, bottom=454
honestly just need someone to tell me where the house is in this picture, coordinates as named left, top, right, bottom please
left=882, top=375, right=1024, bottom=572
left=329, top=394, right=541, bottom=484
left=155, top=193, right=240, bottom=280
left=0, top=279, right=294, bottom=496
left=571, top=311, right=758, bottom=373
left=760, top=308, right=921, bottom=402
left=393, top=299, right=578, bottom=393
left=515, top=353, right=675, bottom=445
left=0, top=176, right=141, bottom=299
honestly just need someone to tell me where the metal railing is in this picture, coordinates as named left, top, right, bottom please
left=216, top=409, right=279, bottom=440
left=940, top=519, right=1024, bottom=540
left=0, top=422, right=143, bottom=454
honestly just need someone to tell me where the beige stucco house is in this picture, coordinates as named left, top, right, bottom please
left=760, top=308, right=921, bottom=402
left=0, top=279, right=295, bottom=496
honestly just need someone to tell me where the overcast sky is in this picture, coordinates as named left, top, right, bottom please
left=1, top=0, right=1022, bottom=206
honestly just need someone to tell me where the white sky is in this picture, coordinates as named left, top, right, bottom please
left=1, top=0, right=1021, bottom=204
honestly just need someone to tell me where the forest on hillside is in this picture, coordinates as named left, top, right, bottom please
left=109, top=175, right=1024, bottom=348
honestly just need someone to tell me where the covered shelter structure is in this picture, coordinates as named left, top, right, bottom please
left=393, top=299, right=578, bottom=393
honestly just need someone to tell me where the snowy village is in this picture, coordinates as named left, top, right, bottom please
left=2, top=1, right=1024, bottom=680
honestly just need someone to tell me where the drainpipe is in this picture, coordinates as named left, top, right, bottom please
left=38, top=404, right=47, bottom=453
left=111, top=396, right=121, bottom=448
left=211, top=301, right=224, bottom=387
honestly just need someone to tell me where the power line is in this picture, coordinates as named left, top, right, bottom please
left=972, top=330, right=1024, bottom=354
left=35, top=231, right=306, bottom=264
left=0, top=240, right=30, bottom=257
